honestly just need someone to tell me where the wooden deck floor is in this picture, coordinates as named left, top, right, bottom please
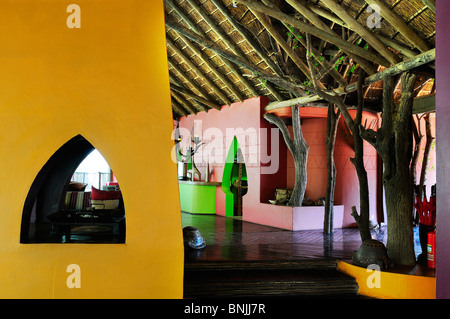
left=182, top=213, right=404, bottom=263
left=182, top=213, right=433, bottom=298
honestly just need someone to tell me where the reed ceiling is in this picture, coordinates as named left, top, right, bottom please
left=164, top=0, right=436, bottom=118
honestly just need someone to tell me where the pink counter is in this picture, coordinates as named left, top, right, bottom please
left=244, top=204, right=345, bottom=231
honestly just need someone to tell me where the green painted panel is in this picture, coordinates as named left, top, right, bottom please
left=179, top=182, right=217, bottom=214
left=222, top=137, right=248, bottom=217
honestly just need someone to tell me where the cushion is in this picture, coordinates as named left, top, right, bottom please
left=91, top=199, right=120, bottom=210
left=90, top=187, right=122, bottom=210
left=91, top=187, right=121, bottom=200
left=65, top=191, right=91, bottom=210
left=67, top=182, right=88, bottom=191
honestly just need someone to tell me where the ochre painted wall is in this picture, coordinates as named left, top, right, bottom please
left=0, top=0, right=183, bottom=298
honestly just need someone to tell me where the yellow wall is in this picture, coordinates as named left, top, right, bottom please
left=337, top=261, right=436, bottom=299
left=0, top=0, right=183, bottom=298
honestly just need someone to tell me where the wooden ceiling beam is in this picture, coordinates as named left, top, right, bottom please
left=284, top=0, right=376, bottom=76
left=169, top=74, right=207, bottom=112
left=319, top=0, right=401, bottom=65
left=174, top=32, right=244, bottom=102
left=209, top=0, right=284, bottom=78
left=219, top=53, right=260, bottom=98
left=183, top=0, right=282, bottom=99
left=411, top=93, right=435, bottom=114
left=248, top=7, right=312, bottom=82
left=265, top=48, right=435, bottom=111
left=184, top=0, right=239, bottom=56
left=285, top=23, right=348, bottom=86
left=419, top=0, right=435, bottom=14
left=301, top=2, right=421, bottom=59
left=167, top=37, right=231, bottom=106
left=233, top=0, right=391, bottom=67
left=165, top=1, right=260, bottom=98
left=171, top=91, right=198, bottom=115
left=262, top=0, right=348, bottom=86
left=171, top=99, right=189, bottom=117
left=166, top=17, right=313, bottom=96
left=164, top=0, right=201, bottom=35
left=184, top=0, right=285, bottom=101
left=168, top=58, right=215, bottom=102
left=363, top=0, right=431, bottom=53
left=170, top=82, right=222, bottom=110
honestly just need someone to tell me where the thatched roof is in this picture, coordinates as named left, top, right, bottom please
left=164, top=0, right=435, bottom=118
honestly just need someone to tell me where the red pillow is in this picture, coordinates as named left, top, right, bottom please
left=91, top=187, right=122, bottom=200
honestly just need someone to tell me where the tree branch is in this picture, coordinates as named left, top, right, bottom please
left=263, top=113, right=295, bottom=154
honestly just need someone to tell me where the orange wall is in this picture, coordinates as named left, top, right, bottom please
left=285, top=110, right=380, bottom=227
left=286, top=119, right=329, bottom=201
left=334, top=125, right=379, bottom=226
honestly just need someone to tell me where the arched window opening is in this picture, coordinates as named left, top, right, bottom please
left=21, top=135, right=126, bottom=244
left=71, top=149, right=114, bottom=192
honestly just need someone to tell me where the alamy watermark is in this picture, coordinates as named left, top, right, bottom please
left=366, top=264, right=381, bottom=289
left=172, top=121, right=281, bottom=174
left=66, top=4, right=81, bottom=29
left=366, top=4, right=381, bottom=29
left=66, top=264, right=81, bottom=289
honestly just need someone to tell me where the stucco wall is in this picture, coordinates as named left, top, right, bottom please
left=0, top=0, right=183, bottom=298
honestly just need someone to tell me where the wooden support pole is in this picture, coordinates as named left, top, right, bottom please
left=418, top=112, right=434, bottom=197
left=324, top=103, right=340, bottom=234
left=264, top=106, right=309, bottom=207
left=363, top=0, right=431, bottom=53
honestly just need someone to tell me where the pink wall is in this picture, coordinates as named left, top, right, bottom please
left=412, top=114, right=436, bottom=196
left=178, top=97, right=267, bottom=217
left=177, top=98, right=380, bottom=229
